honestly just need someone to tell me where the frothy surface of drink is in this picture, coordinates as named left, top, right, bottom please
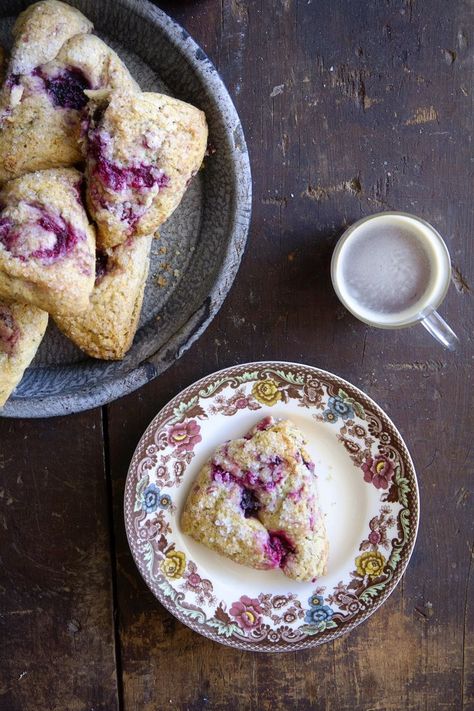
left=341, top=222, right=432, bottom=315
left=333, top=214, right=451, bottom=327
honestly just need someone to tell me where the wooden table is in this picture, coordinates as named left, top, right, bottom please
left=1, top=1, right=473, bottom=709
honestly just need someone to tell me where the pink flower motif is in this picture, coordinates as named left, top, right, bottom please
left=234, top=397, right=248, bottom=409
left=368, top=530, right=381, bottom=545
left=361, top=455, right=395, bottom=490
left=187, top=572, right=202, bottom=587
left=168, top=420, right=202, bottom=453
left=229, top=595, right=263, bottom=629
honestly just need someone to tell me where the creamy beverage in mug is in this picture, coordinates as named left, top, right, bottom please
left=331, top=212, right=459, bottom=349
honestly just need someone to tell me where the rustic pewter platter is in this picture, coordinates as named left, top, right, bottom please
left=0, top=0, right=251, bottom=418
left=125, top=362, right=419, bottom=652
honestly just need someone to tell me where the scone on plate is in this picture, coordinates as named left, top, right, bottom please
left=83, top=90, right=208, bottom=249
left=54, top=235, right=152, bottom=360
left=0, top=34, right=138, bottom=183
left=0, top=301, right=48, bottom=407
left=181, top=417, right=329, bottom=582
left=0, top=168, right=96, bottom=316
left=9, top=0, right=93, bottom=76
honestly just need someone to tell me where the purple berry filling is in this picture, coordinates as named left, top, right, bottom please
left=244, top=416, right=274, bottom=439
left=240, top=488, right=261, bottom=518
left=0, top=305, right=20, bottom=356
left=242, top=470, right=258, bottom=487
left=5, top=73, right=21, bottom=89
left=266, top=530, right=295, bottom=567
left=0, top=209, right=83, bottom=262
left=267, top=455, right=284, bottom=482
left=212, top=454, right=284, bottom=494
left=73, top=177, right=87, bottom=206
left=88, top=126, right=169, bottom=199
left=0, top=218, right=13, bottom=246
left=211, top=463, right=235, bottom=485
left=94, top=157, right=169, bottom=193
left=95, top=250, right=109, bottom=282
left=38, top=67, right=90, bottom=110
left=256, top=416, right=273, bottom=431
left=212, top=461, right=277, bottom=500
left=119, top=204, right=142, bottom=229
left=302, top=456, right=315, bottom=474
left=32, top=213, right=81, bottom=260
left=80, top=114, right=91, bottom=140
left=0, top=218, right=22, bottom=257
left=287, top=484, right=305, bottom=502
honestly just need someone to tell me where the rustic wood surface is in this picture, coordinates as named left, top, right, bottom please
left=1, top=0, right=473, bottom=709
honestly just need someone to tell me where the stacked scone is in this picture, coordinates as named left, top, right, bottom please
left=0, top=0, right=208, bottom=406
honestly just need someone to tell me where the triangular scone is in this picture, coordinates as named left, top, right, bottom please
left=181, top=417, right=329, bottom=582
left=0, top=301, right=48, bottom=407
left=0, top=34, right=138, bottom=183
left=0, top=168, right=96, bottom=316
left=9, top=0, right=93, bottom=76
left=83, top=91, right=208, bottom=249
left=54, top=236, right=152, bottom=360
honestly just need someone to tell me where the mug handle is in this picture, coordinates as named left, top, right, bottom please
left=421, top=310, right=459, bottom=350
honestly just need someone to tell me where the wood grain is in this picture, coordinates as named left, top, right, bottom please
left=1, top=0, right=473, bottom=709
left=0, top=412, right=119, bottom=711
left=105, top=1, right=473, bottom=709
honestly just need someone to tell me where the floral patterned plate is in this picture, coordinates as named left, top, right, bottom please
left=125, top=362, right=419, bottom=652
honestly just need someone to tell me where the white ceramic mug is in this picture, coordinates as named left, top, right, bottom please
left=331, top=211, right=459, bottom=350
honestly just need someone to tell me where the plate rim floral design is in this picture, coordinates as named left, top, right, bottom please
left=124, top=361, right=419, bottom=652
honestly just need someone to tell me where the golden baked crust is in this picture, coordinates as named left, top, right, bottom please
left=0, top=168, right=95, bottom=316
left=0, top=301, right=48, bottom=407
left=10, top=0, right=93, bottom=76
left=0, top=34, right=138, bottom=183
left=0, top=2, right=209, bottom=379
left=83, top=90, right=208, bottom=249
left=181, top=418, right=329, bottom=582
left=58, top=34, right=139, bottom=95
left=0, top=82, right=83, bottom=181
left=54, top=235, right=152, bottom=360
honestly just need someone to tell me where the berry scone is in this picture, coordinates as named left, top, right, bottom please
left=0, top=168, right=96, bottom=316
left=82, top=90, right=208, bottom=249
left=0, top=301, right=48, bottom=407
left=54, top=235, right=152, bottom=360
left=8, top=0, right=92, bottom=76
left=0, top=34, right=138, bottom=183
left=181, top=417, right=329, bottom=582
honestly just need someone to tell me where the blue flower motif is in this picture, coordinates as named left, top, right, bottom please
left=305, top=605, right=334, bottom=624
left=325, top=395, right=354, bottom=422
left=142, top=483, right=161, bottom=513
left=322, top=408, right=339, bottom=423
left=158, top=493, right=172, bottom=509
left=308, top=594, right=324, bottom=607
left=305, top=594, right=335, bottom=625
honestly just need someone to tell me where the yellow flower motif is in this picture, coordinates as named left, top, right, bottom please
left=355, top=551, right=386, bottom=579
left=252, top=379, right=282, bottom=406
left=160, top=550, right=186, bottom=579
